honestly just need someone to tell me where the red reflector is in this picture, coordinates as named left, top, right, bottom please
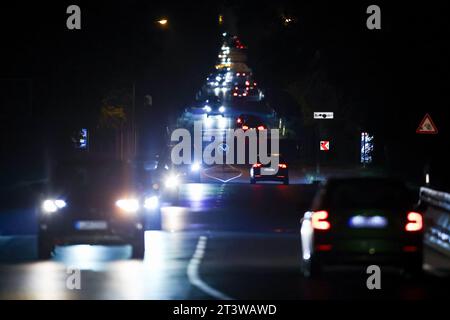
left=312, top=210, right=331, bottom=230
left=316, top=244, right=332, bottom=251
left=405, top=212, right=423, bottom=232
left=278, top=164, right=287, bottom=169
left=403, top=245, right=418, bottom=252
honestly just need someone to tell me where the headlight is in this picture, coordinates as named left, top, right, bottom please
left=219, top=106, right=225, bottom=113
left=115, top=199, right=139, bottom=213
left=165, top=175, right=179, bottom=189
left=42, top=199, right=66, bottom=213
left=191, top=162, right=201, bottom=172
left=144, top=196, right=159, bottom=210
left=203, top=105, right=212, bottom=113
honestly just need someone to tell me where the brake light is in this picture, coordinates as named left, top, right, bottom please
left=312, top=210, right=331, bottom=230
left=278, top=163, right=287, bottom=169
left=405, top=212, right=423, bottom=232
left=245, top=80, right=250, bottom=86
left=257, top=125, right=265, bottom=130
left=233, top=92, right=238, bottom=96
left=242, top=125, right=249, bottom=130
left=236, top=73, right=240, bottom=76
left=252, top=163, right=262, bottom=168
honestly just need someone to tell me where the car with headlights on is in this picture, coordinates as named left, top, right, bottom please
left=300, top=177, right=423, bottom=278
left=37, top=157, right=159, bottom=259
left=202, top=96, right=226, bottom=117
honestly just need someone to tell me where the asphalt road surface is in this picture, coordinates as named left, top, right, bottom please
left=0, top=167, right=449, bottom=300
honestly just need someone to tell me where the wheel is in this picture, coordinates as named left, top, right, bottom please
left=250, top=178, right=256, bottom=184
left=283, top=178, right=289, bottom=185
left=37, top=234, right=54, bottom=260
left=131, top=232, right=145, bottom=259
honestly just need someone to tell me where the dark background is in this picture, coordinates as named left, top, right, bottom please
left=0, top=0, right=449, bottom=189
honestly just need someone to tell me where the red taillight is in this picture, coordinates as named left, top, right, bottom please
left=242, top=125, right=249, bottom=130
left=257, top=125, right=265, bottom=130
left=278, top=163, right=287, bottom=169
left=236, top=73, right=240, bottom=76
left=252, top=163, right=262, bottom=168
left=405, top=212, right=423, bottom=232
left=312, top=210, right=331, bottom=230
left=245, top=80, right=250, bottom=86
left=237, top=118, right=242, bottom=123
left=233, top=92, right=238, bottom=96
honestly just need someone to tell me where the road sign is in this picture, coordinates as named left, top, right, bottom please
left=314, top=112, right=334, bottom=119
left=320, top=140, right=330, bottom=151
left=416, top=113, right=438, bottom=134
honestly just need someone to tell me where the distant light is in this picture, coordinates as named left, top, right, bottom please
left=222, top=32, right=227, bottom=37
left=425, top=173, right=430, bottom=184
left=219, top=106, right=225, bottom=113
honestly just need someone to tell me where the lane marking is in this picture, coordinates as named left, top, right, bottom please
left=187, top=236, right=234, bottom=300
left=202, top=165, right=242, bottom=183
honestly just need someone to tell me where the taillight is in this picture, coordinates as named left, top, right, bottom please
left=278, top=163, right=287, bottom=169
left=252, top=163, right=262, bottom=168
left=312, top=210, right=331, bottom=230
left=257, top=125, right=265, bottom=130
left=405, top=212, right=423, bottom=232
left=242, top=125, right=249, bottom=130
left=237, top=118, right=242, bottom=123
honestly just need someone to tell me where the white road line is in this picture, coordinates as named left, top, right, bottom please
left=187, top=236, right=234, bottom=300
left=202, top=165, right=242, bottom=183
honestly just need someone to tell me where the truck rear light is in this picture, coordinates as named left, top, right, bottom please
left=312, top=210, right=331, bottom=230
left=278, top=164, right=287, bottom=169
left=405, top=212, right=423, bottom=232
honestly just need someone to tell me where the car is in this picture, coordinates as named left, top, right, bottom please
left=299, top=177, right=423, bottom=278
left=232, top=85, right=248, bottom=98
left=236, top=114, right=267, bottom=131
left=202, top=96, right=226, bottom=117
left=250, top=157, right=289, bottom=185
left=37, top=157, right=160, bottom=260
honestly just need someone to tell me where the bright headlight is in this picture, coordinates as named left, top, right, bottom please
left=115, top=199, right=139, bottom=213
left=203, top=105, right=212, bottom=113
left=191, top=162, right=201, bottom=172
left=165, top=175, right=179, bottom=189
left=42, top=199, right=66, bottom=213
left=219, top=106, right=225, bottom=113
left=144, top=196, right=159, bottom=210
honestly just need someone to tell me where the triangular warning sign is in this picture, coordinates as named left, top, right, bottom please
left=416, top=113, right=438, bottom=134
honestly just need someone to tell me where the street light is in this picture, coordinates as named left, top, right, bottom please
left=157, top=18, right=168, bottom=26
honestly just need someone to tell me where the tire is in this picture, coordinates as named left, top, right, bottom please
left=37, top=234, right=54, bottom=260
left=250, top=178, right=256, bottom=184
left=131, top=232, right=145, bottom=259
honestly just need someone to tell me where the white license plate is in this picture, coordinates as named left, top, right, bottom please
left=261, top=168, right=276, bottom=174
left=75, top=221, right=108, bottom=230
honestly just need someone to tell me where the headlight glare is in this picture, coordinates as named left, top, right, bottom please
left=144, top=196, right=159, bottom=210
left=42, top=199, right=66, bottom=214
left=115, top=199, right=139, bottom=213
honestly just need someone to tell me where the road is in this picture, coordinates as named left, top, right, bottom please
left=0, top=169, right=449, bottom=299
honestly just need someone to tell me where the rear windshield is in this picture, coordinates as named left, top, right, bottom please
left=327, top=179, right=412, bottom=209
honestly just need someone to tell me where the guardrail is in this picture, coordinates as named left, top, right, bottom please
left=419, top=187, right=450, bottom=256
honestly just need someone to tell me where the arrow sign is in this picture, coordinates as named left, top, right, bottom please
left=320, top=141, right=330, bottom=151
left=416, top=113, right=438, bottom=134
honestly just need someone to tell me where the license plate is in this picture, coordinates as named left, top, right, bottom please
left=348, top=215, right=387, bottom=228
left=74, top=221, right=108, bottom=230
left=261, top=168, right=276, bottom=174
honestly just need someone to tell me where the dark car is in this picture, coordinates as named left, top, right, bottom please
left=236, top=114, right=267, bottom=131
left=250, top=156, right=289, bottom=185
left=37, top=157, right=160, bottom=259
left=299, top=177, right=423, bottom=277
